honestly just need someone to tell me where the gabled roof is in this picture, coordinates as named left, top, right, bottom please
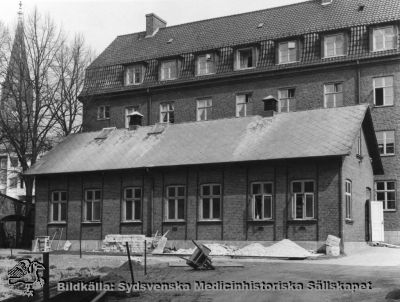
left=25, top=105, right=383, bottom=176
left=89, top=0, right=400, bottom=68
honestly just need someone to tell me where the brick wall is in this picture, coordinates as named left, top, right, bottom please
left=342, top=128, right=374, bottom=243
left=34, top=158, right=356, bottom=244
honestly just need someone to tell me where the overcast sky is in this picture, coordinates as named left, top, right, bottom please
left=1, top=0, right=306, bottom=56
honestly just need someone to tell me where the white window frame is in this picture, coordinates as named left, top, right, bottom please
left=0, top=158, right=7, bottom=169
left=235, top=94, right=250, bottom=117
left=196, top=53, right=215, bottom=76
left=291, top=180, right=315, bottom=220
left=97, top=105, right=110, bottom=120
left=251, top=182, right=273, bottom=220
left=373, top=76, right=394, bottom=107
left=278, top=41, right=297, bottom=64
left=125, top=65, right=144, bottom=85
left=345, top=180, right=352, bottom=220
left=196, top=99, right=212, bottom=121
left=125, top=106, right=139, bottom=128
left=84, top=189, right=101, bottom=222
left=323, top=33, right=345, bottom=58
left=122, top=187, right=142, bottom=222
left=160, top=60, right=177, bottom=81
left=324, top=83, right=343, bottom=108
left=376, top=131, right=395, bottom=156
left=375, top=181, right=396, bottom=211
left=372, top=26, right=396, bottom=52
left=199, top=184, right=221, bottom=221
left=165, top=185, right=185, bottom=221
left=50, top=191, right=67, bottom=223
left=160, top=102, right=175, bottom=123
left=278, top=88, right=295, bottom=112
left=235, top=47, right=256, bottom=70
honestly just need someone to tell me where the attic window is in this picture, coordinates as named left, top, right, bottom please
left=257, top=23, right=264, bottom=28
left=167, top=38, right=173, bottom=44
left=95, top=127, right=116, bottom=140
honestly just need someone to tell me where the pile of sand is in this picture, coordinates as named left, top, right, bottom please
left=234, top=239, right=311, bottom=258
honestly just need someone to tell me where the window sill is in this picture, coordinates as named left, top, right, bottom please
left=195, top=72, right=216, bottom=77
left=48, top=222, right=67, bottom=226
left=163, top=220, right=186, bottom=224
left=277, top=61, right=300, bottom=65
left=234, top=67, right=256, bottom=71
left=197, top=220, right=222, bottom=224
left=345, top=219, right=354, bottom=225
left=287, top=219, right=317, bottom=225
left=322, top=54, right=347, bottom=60
left=384, top=210, right=397, bottom=213
left=380, top=154, right=395, bottom=157
left=81, top=221, right=102, bottom=225
left=97, top=118, right=110, bottom=121
left=371, top=48, right=397, bottom=53
left=247, top=219, right=274, bottom=224
left=125, top=82, right=143, bottom=86
left=373, top=105, right=394, bottom=108
left=160, top=78, right=177, bottom=82
left=121, top=220, right=142, bottom=225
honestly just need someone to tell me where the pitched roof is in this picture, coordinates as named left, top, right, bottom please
left=25, top=105, right=382, bottom=176
left=89, top=0, right=400, bottom=68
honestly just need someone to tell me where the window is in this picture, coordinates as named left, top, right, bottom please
left=160, top=102, right=175, bottom=123
left=84, top=189, right=101, bottom=222
left=324, top=83, right=343, bottom=108
left=125, top=65, right=144, bottom=85
left=291, top=180, right=315, bottom=220
left=9, top=177, right=18, bottom=189
left=200, top=184, right=221, bottom=220
left=251, top=182, right=273, bottom=220
left=374, top=76, right=394, bottom=106
left=123, top=187, right=141, bottom=221
left=197, top=54, right=215, bottom=75
left=377, top=131, right=395, bottom=155
left=324, top=34, right=345, bottom=57
left=278, top=88, right=296, bottom=112
left=97, top=106, right=110, bottom=120
left=166, top=186, right=185, bottom=221
left=19, top=177, right=24, bottom=189
left=372, top=26, right=396, bottom=52
left=51, top=191, right=67, bottom=222
left=235, top=47, right=256, bottom=70
left=197, top=99, right=212, bottom=121
left=375, top=181, right=396, bottom=211
left=125, top=106, right=139, bottom=128
left=160, top=60, right=177, bottom=81
left=279, top=41, right=297, bottom=64
left=10, top=157, right=18, bottom=168
left=345, top=180, right=352, bottom=219
left=0, top=158, right=7, bottom=169
left=236, top=94, right=250, bottom=117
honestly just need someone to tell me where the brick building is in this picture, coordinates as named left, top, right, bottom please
left=27, top=0, right=400, bottom=249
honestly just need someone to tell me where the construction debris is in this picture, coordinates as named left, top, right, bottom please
left=102, top=234, right=146, bottom=253
left=152, top=231, right=169, bottom=254
left=325, top=235, right=341, bottom=256
left=234, top=240, right=311, bottom=258
left=179, top=240, right=215, bottom=270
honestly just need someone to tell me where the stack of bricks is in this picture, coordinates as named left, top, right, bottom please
left=101, top=234, right=146, bottom=253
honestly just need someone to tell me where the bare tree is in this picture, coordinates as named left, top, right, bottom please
left=51, top=34, right=93, bottom=136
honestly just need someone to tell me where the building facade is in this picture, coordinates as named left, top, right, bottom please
left=28, top=0, right=400, bottom=248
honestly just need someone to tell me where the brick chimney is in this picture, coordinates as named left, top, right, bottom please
left=146, top=13, right=166, bottom=37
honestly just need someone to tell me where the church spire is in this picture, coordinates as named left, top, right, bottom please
left=18, top=1, right=23, bottom=21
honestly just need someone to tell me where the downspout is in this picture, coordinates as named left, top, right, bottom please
left=339, top=157, right=344, bottom=253
left=356, top=60, right=361, bottom=104
left=147, top=88, right=152, bottom=126
left=146, top=167, right=154, bottom=237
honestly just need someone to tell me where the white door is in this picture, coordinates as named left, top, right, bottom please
left=370, top=201, right=384, bottom=242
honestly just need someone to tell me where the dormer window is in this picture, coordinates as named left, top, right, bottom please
left=323, top=34, right=345, bottom=58
left=235, top=47, right=257, bottom=70
left=97, top=105, right=110, bottom=120
left=278, top=41, right=298, bottom=64
left=125, top=65, right=144, bottom=85
left=196, top=53, right=215, bottom=76
left=160, top=60, right=178, bottom=81
left=372, top=26, right=397, bottom=52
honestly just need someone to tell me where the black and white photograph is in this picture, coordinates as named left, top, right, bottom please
left=0, top=0, right=400, bottom=301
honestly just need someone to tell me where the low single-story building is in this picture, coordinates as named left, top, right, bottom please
left=26, top=104, right=382, bottom=252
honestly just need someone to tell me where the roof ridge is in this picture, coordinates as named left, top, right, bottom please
left=116, top=0, right=312, bottom=39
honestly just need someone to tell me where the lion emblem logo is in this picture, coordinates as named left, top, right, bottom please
left=8, top=259, right=45, bottom=297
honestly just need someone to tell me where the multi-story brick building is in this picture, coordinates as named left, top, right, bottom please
left=27, top=0, right=400, bottom=250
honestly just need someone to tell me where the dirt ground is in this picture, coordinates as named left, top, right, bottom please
left=1, top=246, right=400, bottom=301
